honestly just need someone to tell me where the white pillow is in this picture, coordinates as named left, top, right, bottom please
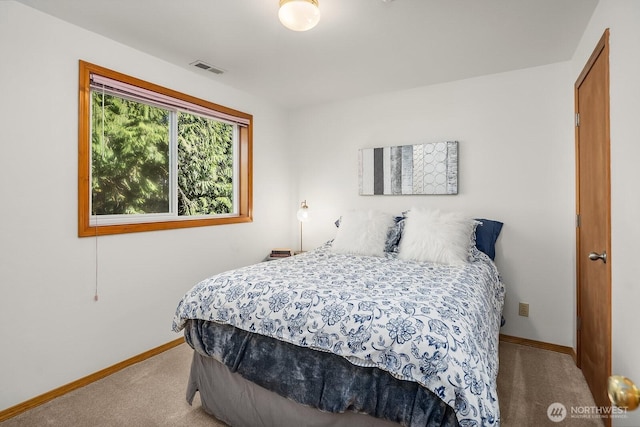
left=331, top=210, right=394, bottom=257
left=398, top=208, right=476, bottom=265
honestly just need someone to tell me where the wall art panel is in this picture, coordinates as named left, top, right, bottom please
left=358, top=141, right=458, bottom=195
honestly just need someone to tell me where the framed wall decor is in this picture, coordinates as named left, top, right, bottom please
left=359, top=141, right=458, bottom=195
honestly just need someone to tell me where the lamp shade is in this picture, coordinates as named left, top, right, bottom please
left=297, top=200, right=310, bottom=222
left=279, top=0, right=320, bottom=32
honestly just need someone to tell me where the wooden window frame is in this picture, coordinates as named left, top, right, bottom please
left=78, top=60, right=252, bottom=237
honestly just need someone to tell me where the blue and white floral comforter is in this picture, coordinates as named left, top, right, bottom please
left=172, top=242, right=505, bottom=426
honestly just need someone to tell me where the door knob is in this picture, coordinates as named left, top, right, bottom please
left=608, top=375, right=639, bottom=410
left=588, top=251, right=607, bottom=263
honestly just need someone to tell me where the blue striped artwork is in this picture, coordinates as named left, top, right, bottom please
left=359, top=141, right=458, bottom=195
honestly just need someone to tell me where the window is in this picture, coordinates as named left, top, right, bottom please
left=78, top=61, right=252, bottom=236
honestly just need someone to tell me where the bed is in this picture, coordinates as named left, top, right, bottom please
left=172, top=209, right=505, bottom=427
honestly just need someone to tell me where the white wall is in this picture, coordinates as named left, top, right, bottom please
left=4, top=0, right=637, bottom=420
left=572, top=1, right=640, bottom=426
left=0, top=2, right=292, bottom=411
left=289, top=62, right=576, bottom=347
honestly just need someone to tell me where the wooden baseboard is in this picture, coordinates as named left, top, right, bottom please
left=0, top=337, right=185, bottom=422
left=499, top=333, right=577, bottom=361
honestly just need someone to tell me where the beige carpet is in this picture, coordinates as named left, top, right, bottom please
left=497, top=342, right=603, bottom=427
left=1, top=341, right=603, bottom=426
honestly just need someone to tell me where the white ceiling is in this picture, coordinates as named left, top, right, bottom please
left=16, top=0, right=598, bottom=109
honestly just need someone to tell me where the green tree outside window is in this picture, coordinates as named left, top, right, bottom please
left=91, top=92, right=234, bottom=217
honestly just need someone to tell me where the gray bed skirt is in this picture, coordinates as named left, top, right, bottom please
left=183, top=319, right=459, bottom=427
left=187, top=350, right=402, bottom=427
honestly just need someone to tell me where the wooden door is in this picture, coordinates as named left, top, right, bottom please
left=575, top=29, right=611, bottom=418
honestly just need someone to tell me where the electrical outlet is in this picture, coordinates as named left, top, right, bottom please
left=518, top=302, right=529, bottom=317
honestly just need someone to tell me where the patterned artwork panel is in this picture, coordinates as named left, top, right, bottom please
left=359, top=141, right=458, bottom=195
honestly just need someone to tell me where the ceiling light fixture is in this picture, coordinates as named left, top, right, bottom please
left=279, top=0, right=320, bottom=32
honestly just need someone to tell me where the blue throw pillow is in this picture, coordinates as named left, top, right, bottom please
left=384, top=216, right=405, bottom=253
left=474, top=218, right=503, bottom=260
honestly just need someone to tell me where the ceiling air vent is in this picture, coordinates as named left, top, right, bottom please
left=190, top=60, right=225, bottom=75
